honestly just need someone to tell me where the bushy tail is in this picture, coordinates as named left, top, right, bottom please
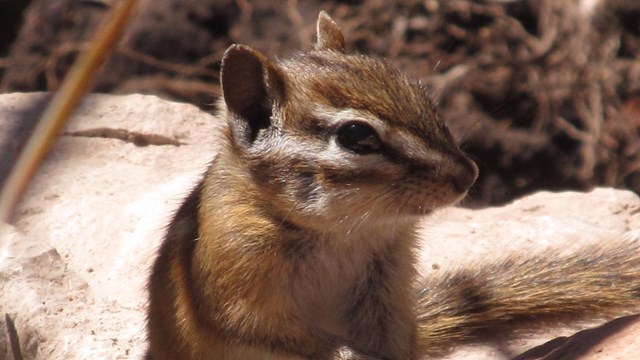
left=416, top=239, right=640, bottom=354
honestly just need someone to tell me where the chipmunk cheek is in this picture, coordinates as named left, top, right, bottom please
left=289, top=169, right=320, bottom=202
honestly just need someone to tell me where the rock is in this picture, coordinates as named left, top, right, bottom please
left=0, top=92, right=639, bottom=359
left=1, top=92, right=223, bottom=359
left=0, top=224, right=143, bottom=359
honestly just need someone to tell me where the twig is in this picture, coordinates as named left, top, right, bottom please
left=0, top=0, right=139, bottom=223
left=5, top=314, right=22, bottom=360
left=117, top=46, right=218, bottom=78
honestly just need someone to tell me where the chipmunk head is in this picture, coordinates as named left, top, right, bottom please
left=219, top=12, right=478, bottom=232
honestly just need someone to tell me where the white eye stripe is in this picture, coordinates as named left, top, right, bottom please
left=305, top=104, right=447, bottom=165
left=387, top=130, right=448, bottom=164
left=312, top=105, right=387, bottom=133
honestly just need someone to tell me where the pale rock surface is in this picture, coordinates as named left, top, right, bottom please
left=0, top=93, right=639, bottom=359
left=1, top=92, right=223, bottom=360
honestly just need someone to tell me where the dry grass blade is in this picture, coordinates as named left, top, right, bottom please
left=5, top=313, right=22, bottom=360
left=0, top=0, right=139, bottom=223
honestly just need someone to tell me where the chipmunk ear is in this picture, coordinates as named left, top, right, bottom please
left=220, top=44, right=285, bottom=146
left=315, top=11, right=345, bottom=52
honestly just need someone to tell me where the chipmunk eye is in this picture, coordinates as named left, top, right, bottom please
left=337, top=122, right=382, bottom=154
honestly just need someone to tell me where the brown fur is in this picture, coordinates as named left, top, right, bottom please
left=146, top=12, right=640, bottom=360
left=415, top=240, right=640, bottom=355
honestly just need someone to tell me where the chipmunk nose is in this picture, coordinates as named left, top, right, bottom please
left=452, top=156, right=478, bottom=192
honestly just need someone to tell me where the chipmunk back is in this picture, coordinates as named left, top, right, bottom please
left=146, top=12, right=640, bottom=360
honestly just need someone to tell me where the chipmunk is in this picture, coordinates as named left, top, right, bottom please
left=146, top=11, right=640, bottom=360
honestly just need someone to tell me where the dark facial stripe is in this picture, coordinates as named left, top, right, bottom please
left=319, top=162, right=387, bottom=185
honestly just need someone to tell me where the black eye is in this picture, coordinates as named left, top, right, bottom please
left=337, top=122, right=382, bottom=154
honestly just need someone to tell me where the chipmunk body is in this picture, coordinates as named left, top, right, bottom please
left=147, top=12, right=640, bottom=360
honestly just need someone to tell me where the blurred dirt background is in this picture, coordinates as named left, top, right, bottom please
left=1, top=0, right=640, bottom=207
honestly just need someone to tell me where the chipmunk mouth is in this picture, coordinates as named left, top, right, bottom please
left=401, top=190, right=467, bottom=216
left=384, top=171, right=475, bottom=217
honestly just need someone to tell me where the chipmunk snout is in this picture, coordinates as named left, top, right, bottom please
left=452, top=156, right=479, bottom=193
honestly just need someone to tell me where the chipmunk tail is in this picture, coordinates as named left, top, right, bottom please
left=415, top=239, right=640, bottom=354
